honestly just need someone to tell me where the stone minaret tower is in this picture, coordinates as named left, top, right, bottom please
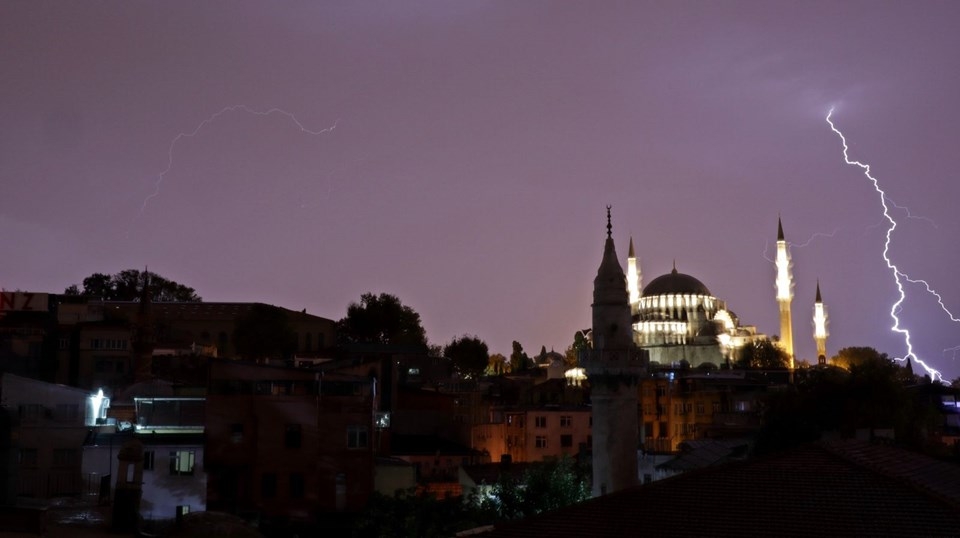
left=584, top=207, right=645, bottom=497
left=813, top=280, right=828, bottom=366
left=626, top=237, right=641, bottom=314
left=775, top=217, right=795, bottom=368
left=131, top=270, right=155, bottom=383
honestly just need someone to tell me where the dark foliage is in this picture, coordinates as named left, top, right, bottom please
left=336, top=293, right=427, bottom=348
left=444, top=335, right=490, bottom=380
left=65, top=269, right=201, bottom=302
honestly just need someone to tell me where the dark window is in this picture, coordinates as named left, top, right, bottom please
left=305, top=333, right=312, bottom=352
left=53, top=448, right=78, bottom=468
left=659, top=422, right=668, bottom=439
left=19, top=448, right=38, bottom=468
left=560, top=415, right=572, bottom=427
left=560, top=434, right=573, bottom=448
left=18, top=404, right=41, bottom=423
left=644, top=422, right=654, bottom=438
left=347, top=426, right=368, bottom=449
left=535, top=436, right=547, bottom=448
left=261, top=473, right=277, bottom=499
left=290, top=473, right=305, bottom=499
left=55, top=403, right=79, bottom=422
left=535, top=416, right=546, bottom=428
left=285, top=424, right=302, bottom=448
left=230, top=423, right=244, bottom=444
left=143, top=451, right=155, bottom=471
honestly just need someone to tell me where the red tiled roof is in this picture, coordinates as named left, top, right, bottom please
left=483, top=441, right=960, bottom=538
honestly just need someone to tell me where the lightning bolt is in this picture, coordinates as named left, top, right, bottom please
left=762, top=229, right=838, bottom=263
left=138, top=105, right=338, bottom=216
left=826, top=108, right=944, bottom=382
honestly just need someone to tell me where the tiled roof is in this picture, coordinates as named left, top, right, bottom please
left=482, top=441, right=960, bottom=538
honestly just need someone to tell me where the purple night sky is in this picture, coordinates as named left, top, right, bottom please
left=2, top=2, right=959, bottom=379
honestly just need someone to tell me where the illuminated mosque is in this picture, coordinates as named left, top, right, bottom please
left=621, top=217, right=822, bottom=369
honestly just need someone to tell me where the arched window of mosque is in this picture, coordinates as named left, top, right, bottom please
left=305, top=333, right=312, bottom=352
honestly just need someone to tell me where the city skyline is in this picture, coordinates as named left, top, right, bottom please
left=2, top=2, right=959, bottom=379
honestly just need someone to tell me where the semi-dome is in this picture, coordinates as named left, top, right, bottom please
left=643, top=267, right=712, bottom=297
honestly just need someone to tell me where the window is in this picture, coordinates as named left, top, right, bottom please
left=535, top=416, right=546, bottom=428
left=658, top=422, right=668, bottom=439
left=535, top=436, right=547, bottom=448
left=696, top=401, right=705, bottom=415
left=560, top=434, right=573, bottom=448
left=19, top=448, right=38, bottom=468
left=115, top=360, right=125, bottom=373
left=18, top=404, right=41, bottom=423
left=143, top=450, right=155, bottom=471
left=290, top=473, right=305, bottom=499
left=347, top=425, right=368, bottom=449
left=712, top=401, right=721, bottom=413
left=305, top=333, right=312, bottom=352
left=261, top=473, right=277, bottom=499
left=55, top=403, right=79, bottom=422
left=169, top=450, right=195, bottom=476
left=230, top=423, right=244, bottom=444
left=560, top=415, right=572, bottom=428
left=285, top=424, right=302, bottom=449
left=53, top=449, right=78, bottom=468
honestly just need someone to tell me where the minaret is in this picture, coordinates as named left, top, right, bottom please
left=775, top=217, right=795, bottom=368
left=626, top=237, right=641, bottom=314
left=583, top=207, right=645, bottom=497
left=813, top=280, right=828, bottom=366
left=131, top=269, right=155, bottom=383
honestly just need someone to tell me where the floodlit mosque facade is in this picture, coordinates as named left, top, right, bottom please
left=624, top=239, right=768, bottom=368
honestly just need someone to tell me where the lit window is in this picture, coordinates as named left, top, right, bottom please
left=169, top=450, right=195, bottom=476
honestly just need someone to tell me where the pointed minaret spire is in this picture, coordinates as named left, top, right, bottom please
left=775, top=216, right=794, bottom=367
left=586, top=206, right=643, bottom=497
left=813, top=278, right=828, bottom=366
left=627, top=236, right=640, bottom=311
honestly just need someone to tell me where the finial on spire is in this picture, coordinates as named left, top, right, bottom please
left=816, top=279, right=822, bottom=303
left=628, top=236, right=635, bottom=258
left=672, top=259, right=677, bottom=274
left=777, top=215, right=784, bottom=241
left=606, top=205, right=612, bottom=238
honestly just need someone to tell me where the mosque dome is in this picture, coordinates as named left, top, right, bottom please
left=643, top=267, right=712, bottom=297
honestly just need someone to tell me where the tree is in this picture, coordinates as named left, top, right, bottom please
left=564, top=331, right=589, bottom=368
left=487, top=353, right=509, bottom=375
left=233, top=304, right=297, bottom=361
left=478, top=458, right=590, bottom=520
left=65, top=269, right=201, bottom=302
left=831, top=346, right=886, bottom=371
left=336, top=293, right=427, bottom=348
left=510, top=341, right=531, bottom=371
left=444, top=335, right=489, bottom=380
left=735, top=340, right=789, bottom=369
